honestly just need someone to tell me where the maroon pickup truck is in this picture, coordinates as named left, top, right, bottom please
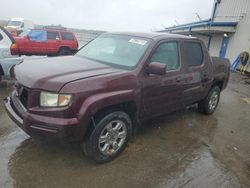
left=4, top=32, right=230, bottom=163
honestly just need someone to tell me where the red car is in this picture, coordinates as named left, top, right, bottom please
left=14, top=28, right=78, bottom=56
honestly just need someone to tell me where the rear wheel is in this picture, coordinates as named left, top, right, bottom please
left=198, top=86, right=220, bottom=114
left=82, top=111, right=132, bottom=163
left=58, top=47, right=72, bottom=56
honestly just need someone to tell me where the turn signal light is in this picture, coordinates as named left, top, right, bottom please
left=10, top=43, right=19, bottom=55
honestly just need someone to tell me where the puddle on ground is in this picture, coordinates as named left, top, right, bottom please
left=0, top=130, right=28, bottom=187
left=241, top=97, right=250, bottom=104
left=0, top=75, right=248, bottom=188
left=158, top=147, right=241, bottom=188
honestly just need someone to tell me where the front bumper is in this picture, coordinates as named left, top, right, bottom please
left=4, top=92, right=80, bottom=142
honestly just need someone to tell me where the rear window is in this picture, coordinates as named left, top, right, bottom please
left=61, top=32, right=74, bottom=40
left=47, top=32, right=59, bottom=40
left=183, top=42, right=203, bottom=66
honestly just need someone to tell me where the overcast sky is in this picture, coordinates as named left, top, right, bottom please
left=0, top=0, right=214, bottom=31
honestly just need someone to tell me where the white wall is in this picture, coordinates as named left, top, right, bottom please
left=214, top=0, right=250, bottom=22
left=192, top=34, right=210, bottom=47
left=209, top=34, right=223, bottom=57
left=214, top=0, right=250, bottom=66
left=226, top=9, right=250, bottom=62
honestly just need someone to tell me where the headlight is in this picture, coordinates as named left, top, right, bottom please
left=40, top=91, right=72, bottom=107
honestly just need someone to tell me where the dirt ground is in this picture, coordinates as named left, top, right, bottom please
left=0, top=72, right=249, bottom=188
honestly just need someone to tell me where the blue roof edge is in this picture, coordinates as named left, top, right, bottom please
left=159, top=20, right=238, bottom=32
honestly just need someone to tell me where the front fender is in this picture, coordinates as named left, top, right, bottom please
left=75, top=89, right=138, bottom=140
left=78, top=89, right=137, bottom=120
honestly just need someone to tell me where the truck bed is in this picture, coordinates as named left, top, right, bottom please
left=211, top=56, right=230, bottom=90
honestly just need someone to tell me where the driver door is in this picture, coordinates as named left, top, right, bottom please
left=142, top=41, right=183, bottom=118
left=26, top=30, right=47, bottom=54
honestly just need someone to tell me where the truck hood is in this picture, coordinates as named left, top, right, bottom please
left=14, top=56, right=122, bottom=91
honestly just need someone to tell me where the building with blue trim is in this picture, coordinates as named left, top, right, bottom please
left=160, top=0, right=250, bottom=71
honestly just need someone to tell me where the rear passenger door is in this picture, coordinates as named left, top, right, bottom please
left=26, top=30, right=47, bottom=54
left=181, top=41, right=211, bottom=105
left=46, top=31, right=60, bottom=54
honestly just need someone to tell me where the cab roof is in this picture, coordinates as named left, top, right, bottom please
left=107, top=32, right=196, bottom=40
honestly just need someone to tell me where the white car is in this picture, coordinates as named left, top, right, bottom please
left=5, top=18, right=34, bottom=36
left=0, top=26, right=23, bottom=82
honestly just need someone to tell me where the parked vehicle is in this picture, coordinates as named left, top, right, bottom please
left=0, top=26, right=22, bottom=82
left=5, top=18, right=34, bottom=36
left=4, top=32, right=230, bottom=163
left=14, top=28, right=78, bottom=56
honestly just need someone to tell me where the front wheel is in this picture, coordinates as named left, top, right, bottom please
left=82, top=111, right=132, bottom=163
left=198, top=86, right=220, bottom=115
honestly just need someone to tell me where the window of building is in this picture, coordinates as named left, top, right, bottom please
left=150, top=42, right=179, bottom=70
left=183, top=42, right=203, bottom=66
left=61, top=32, right=74, bottom=40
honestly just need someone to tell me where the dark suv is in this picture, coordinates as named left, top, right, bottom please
left=14, top=28, right=78, bottom=56
left=5, top=32, right=230, bottom=163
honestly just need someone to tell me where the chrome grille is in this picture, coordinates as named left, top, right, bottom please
left=17, top=86, right=29, bottom=108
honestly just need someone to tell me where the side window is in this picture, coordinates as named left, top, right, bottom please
left=27, top=30, right=47, bottom=42
left=150, top=42, right=179, bottom=70
left=47, top=32, right=59, bottom=40
left=61, top=32, right=74, bottom=40
left=183, top=42, right=203, bottom=66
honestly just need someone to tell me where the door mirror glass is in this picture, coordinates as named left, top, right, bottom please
left=147, top=62, right=166, bottom=75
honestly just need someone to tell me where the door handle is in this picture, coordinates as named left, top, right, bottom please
left=201, top=74, right=209, bottom=83
left=176, top=77, right=181, bottom=82
left=202, top=74, right=208, bottom=78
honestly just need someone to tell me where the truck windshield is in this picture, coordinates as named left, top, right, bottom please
left=7, top=21, right=22, bottom=27
left=76, top=34, right=151, bottom=70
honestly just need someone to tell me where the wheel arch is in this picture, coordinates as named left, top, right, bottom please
left=78, top=91, right=139, bottom=140
left=211, top=79, right=224, bottom=91
left=58, top=46, right=71, bottom=51
left=93, top=101, right=137, bottom=122
left=82, top=100, right=138, bottom=141
left=0, top=64, right=4, bottom=76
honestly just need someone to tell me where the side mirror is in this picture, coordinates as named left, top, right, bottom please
left=147, top=62, right=166, bottom=75
left=0, top=33, right=3, bottom=41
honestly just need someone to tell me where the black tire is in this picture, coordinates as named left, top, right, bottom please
left=198, top=86, right=220, bottom=115
left=58, top=47, right=72, bottom=56
left=82, top=111, right=132, bottom=163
